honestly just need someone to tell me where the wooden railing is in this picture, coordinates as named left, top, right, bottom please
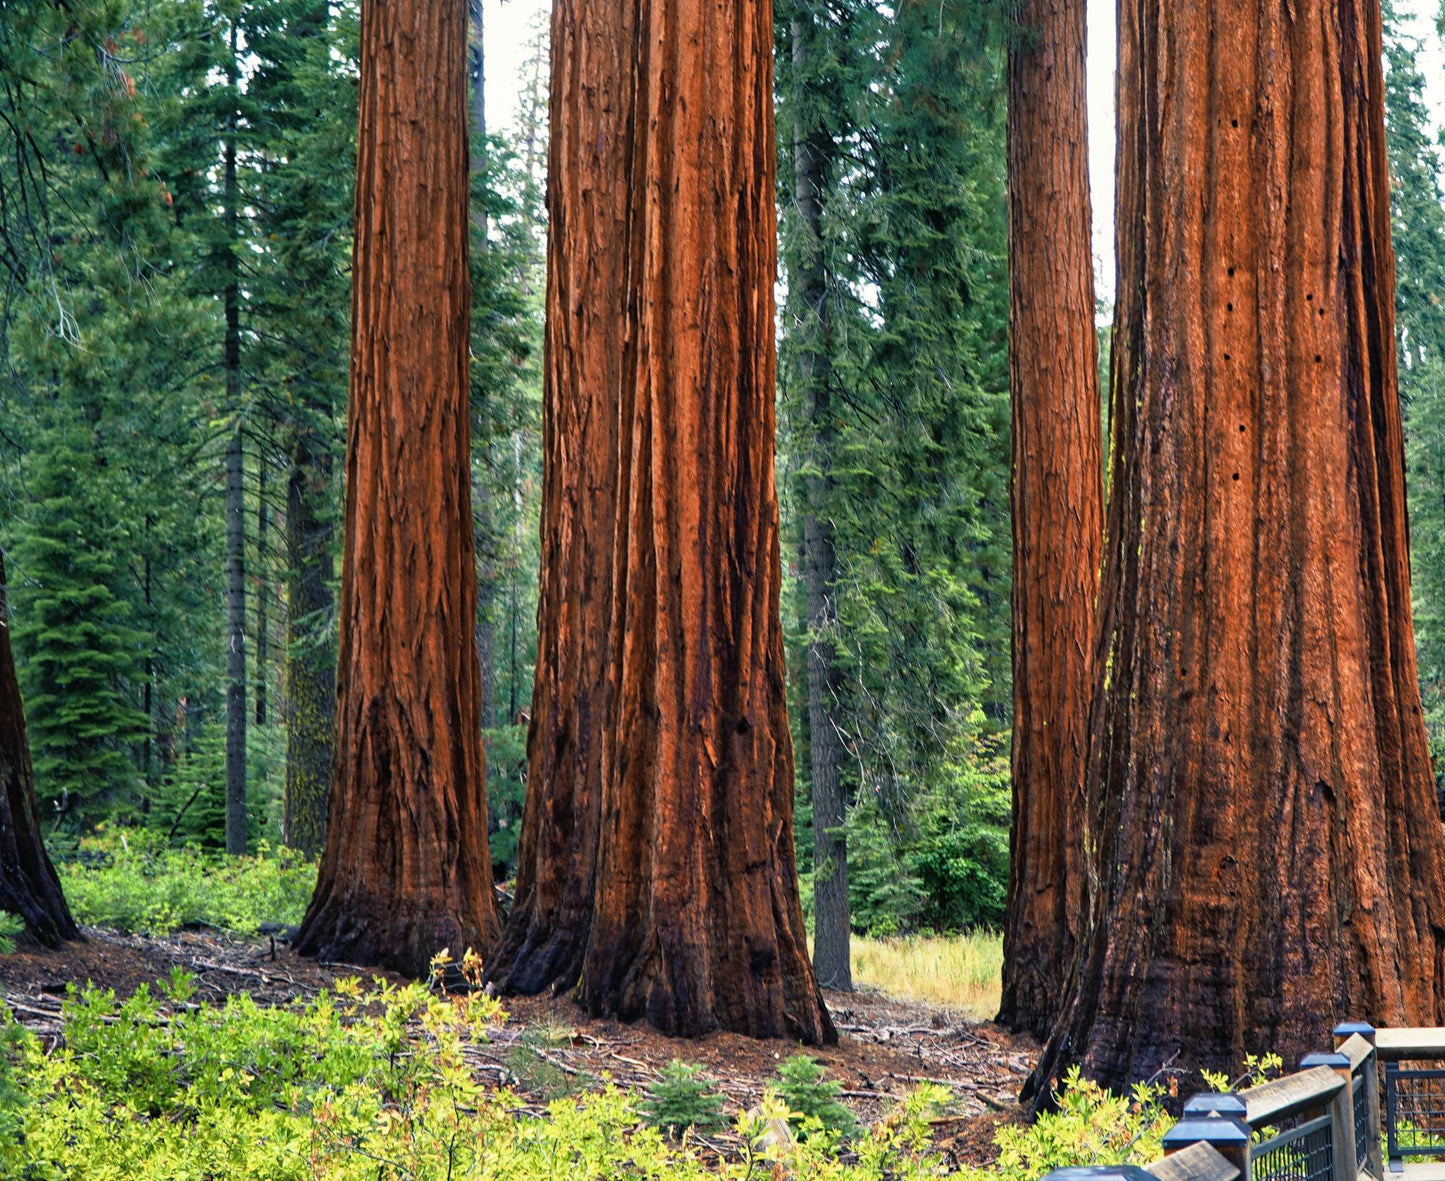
left=1040, top=1022, right=1445, bottom=1181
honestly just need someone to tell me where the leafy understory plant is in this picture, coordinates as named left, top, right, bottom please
left=0, top=972, right=948, bottom=1179
left=1202, top=1051, right=1284, bottom=1094
left=982, top=1067, right=1171, bottom=1179
left=641, top=1059, right=728, bottom=1139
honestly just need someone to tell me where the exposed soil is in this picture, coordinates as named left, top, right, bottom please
left=0, top=927, right=1036, bottom=1169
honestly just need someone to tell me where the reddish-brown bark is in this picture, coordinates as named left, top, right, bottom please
left=483, top=0, right=626, bottom=996
left=0, top=554, right=78, bottom=947
left=999, top=0, right=1103, bottom=1039
left=490, top=0, right=833, bottom=1046
left=292, top=0, right=498, bottom=976
left=1030, top=0, right=1445, bottom=1095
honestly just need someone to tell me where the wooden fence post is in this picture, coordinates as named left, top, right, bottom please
left=1302, top=1051, right=1358, bottom=1181
left=1162, top=1110, right=1252, bottom=1181
left=1334, top=1022, right=1383, bottom=1180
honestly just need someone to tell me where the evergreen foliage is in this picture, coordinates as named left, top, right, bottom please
left=1385, top=12, right=1445, bottom=788
left=3, top=0, right=1442, bottom=964
left=640, top=1060, right=728, bottom=1139
left=775, top=1054, right=858, bottom=1141
left=776, top=0, right=1013, bottom=936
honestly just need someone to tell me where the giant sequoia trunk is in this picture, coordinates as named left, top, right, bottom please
left=999, top=0, right=1103, bottom=1038
left=292, top=0, right=499, bottom=974
left=1030, top=0, right=1445, bottom=1094
left=0, top=555, right=78, bottom=947
left=489, top=0, right=833, bottom=1045
left=482, top=0, right=626, bottom=996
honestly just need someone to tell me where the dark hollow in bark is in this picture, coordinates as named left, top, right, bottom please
left=1029, top=0, right=1445, bottom=1098
left=999, top=0, right=1103, bottom=1038
left=292, top=0, right=499, bottom=976
left=0, top=555, right=79, bottom=947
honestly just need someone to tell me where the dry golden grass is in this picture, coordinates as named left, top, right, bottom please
left=849, top=930, right=1003, bottom=1018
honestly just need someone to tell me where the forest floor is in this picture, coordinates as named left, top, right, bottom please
left=0, top=927, right=1036, bottom=1169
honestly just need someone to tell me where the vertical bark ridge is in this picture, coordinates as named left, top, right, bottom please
left=484, top=0, right=631, bottom=992
left=0, top=554, right=79, bottom=947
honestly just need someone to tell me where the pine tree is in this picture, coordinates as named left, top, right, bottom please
left=775, top=0, right=1013, bottom=941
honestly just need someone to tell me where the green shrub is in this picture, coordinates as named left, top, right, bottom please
left=777, top=1054, right=857, bottom=1142
left=0, top=975, right=946, bottom=1180
left=971, top=1068, right=1170, bottom=1180
left=56, top=826, right=315, bottom=935
left=641, top=1060, right=727, bottom=1139
left=844, top=719, right=1011, bottom=937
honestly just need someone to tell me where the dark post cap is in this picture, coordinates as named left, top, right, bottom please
left=1184, top=1093, right=1248, bottom=1119
left=1043, top=1168, right=1156, bottom=1181
left=1334, top=1021, right=1376, bottom=1038
left=1301, top=1052, right=1351, bottom=1069
left=1162, top=1115, right=1252, bottom=1149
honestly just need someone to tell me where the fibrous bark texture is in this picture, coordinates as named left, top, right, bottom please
left=999, top=0, right=1102, bottom=1038
left=0, top=555, right=78, bottom=947
left=483, top=0, right=625, bottom=996
left=292, top=0, right=499, bottom=975
left=1031, top=0, right=1445, bottom=1095
left=490, top=0, right=833, bottom=1046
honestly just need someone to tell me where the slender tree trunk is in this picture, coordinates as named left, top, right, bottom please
left=292, top=0, right=499, bottom=974
left=0, top=554, right=79, bottom=947
left=998, top=0, right=1102, bottom=1037
left=282, top=431, right=334, bottom=858
left=223, top=22, right=247, bottom=857
left=255, top=460, right=269, bottom=727
left=792, top=8, right=851, bottom=994
left=225, top=425, right=246, bottom=851
left=1030, top=0, right=1445, bottom=1095
left=491, top=0, right=833, bottom=1045
left=474, top=484, right=497, bottom=730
